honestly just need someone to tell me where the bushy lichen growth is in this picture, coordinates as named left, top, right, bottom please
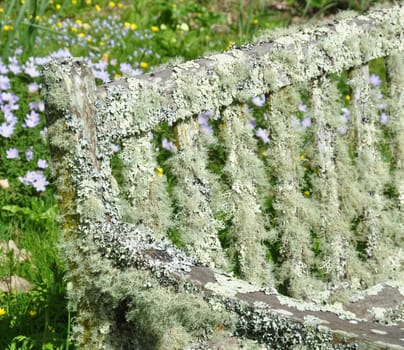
left=166, top=119, right=228, bottom=268
left=64, top=234, right=236, bottom=350
left=221, top=105, right=274, bottom=286
left=116, top=135, right=173, bottom=239
left=264, top=85, right=323, bottom=300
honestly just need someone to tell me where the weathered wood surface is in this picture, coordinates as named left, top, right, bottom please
left=41, top=5, right=404, bottom=350
left=94, top=5, right=403, bottom=139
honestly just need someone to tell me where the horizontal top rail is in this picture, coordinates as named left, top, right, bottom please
left=94, top=5, right=403, bottom=139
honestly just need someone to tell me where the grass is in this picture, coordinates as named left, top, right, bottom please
left=0, top=0, right=386, bottom=348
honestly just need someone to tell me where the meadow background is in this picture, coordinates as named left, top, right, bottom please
left=0, top=0, right=383, bottom=348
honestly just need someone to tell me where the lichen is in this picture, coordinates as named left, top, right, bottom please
left=41, top=6, right=404, bottom=349
left=166, top=119, right=227, bottom=268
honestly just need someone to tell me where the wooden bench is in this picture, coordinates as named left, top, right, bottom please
left=41, top=5, right=403, bottom=349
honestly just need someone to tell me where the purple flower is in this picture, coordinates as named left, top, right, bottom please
left=25, top=110, right=40, bottom=128
left=0, top=61, right=8, bottom=74
left=111, top=144, right=120, bottom=153
left=380, top=112, right=389, bottom=125
left=298, top=102, right=307, bottom=112
left=369, top=73, right=381, bottom=87
left=251, top=94, right=265, bottom=107
left=1, top=92, right=14, bottom=102
left=0, top=122, right=15, bottom=138
left=197, top=111, right=213, bottom=134
left=0, top=75, right=11, bottom=90
left=249, top=119, right=257, bottom=128
left=6, top=148, right=19, bottom=159
left=8, top=57, right=21, bottom=74
left=256, top=128, right=270, bottom=144
left=28, top=82, right=39, bottom=94
left=37, top=159, right=48, bottom=169
left=25, top=147, right=34, bottom=161
left=51, top=48, right=71, bottom=59
left=162, top=137, right=176, bottom=151
left=4, top=110, right=18, bottom=125
left=301, top=117, right=312, bottom=128
left=92, top=61, right=108, bottom=71
left=19, top=170, right=49, bottom=191
left=24, top=62, right=40, bottom=78
left=93, top=69, right=110, bottom=83
left=120, top=62, right=135, bottom=76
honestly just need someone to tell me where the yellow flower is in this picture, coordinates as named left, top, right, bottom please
left=3, top=25, right=14, bottom=32
left=300, top=154, right=305, bottom=160
left=117, top=3, right=123, bottom=8
left=172, top=3, right=177, bottom=8
left=85, top=0, right=91, bottom=4
left=57, top=22, right=62, bottom=28
left=124, top=22, right=130, bottom=28
left=345, top=95, right=351, bottom=101
left=130, top=23, right=138, bottom=30
left=140, top=62, right=148, bottom=69
left=151, top=26, right=159, bottom=32
left=0, top=308, right=6, bottom=316
left=21, top=0, right=25, bottom=4
left=304, top=190, right=311, bottom=197
left=71, top=0, right=77, bottom=4
left=0, top=7, right=3, bottom=13
left=55, top=3, right=61, bottom=10
left=75, top=19, right=82, bottom=26
left=71, top=26, right=78, bottom=33
left=252, top=18, right=259, bottom=25
left=28, top=310, right=37, bottom=317
left=101, top=52, right=109, bottom=61
left=227, top=40, right=235, bottom=50
left=99, top=41, right=105, bottom=46
left=114, top=73, right=121, bottom=79
left=156, top=168, right=164, bottom=176
left=108, top=1, right=115, bottom=8
left=95, top=4, right=101, bottom=11
left=87, top=37, right=92, bottom=43
left=78, top=32, right=85, bottom=38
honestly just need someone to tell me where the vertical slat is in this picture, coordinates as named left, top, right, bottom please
left=311, top=77, right=364, bottom=286
left=384, top=52, right=404, bottom=276
left=349, top=64, right=397, bottom=280
left=221, top=104, right=273, bottom=286
left=167, top=119, right=227, bottom=268
left=266, top=86, right=320, bottom=299
left=118, top=135, right=173, bottom=239
left=386, top=52, right=404, bottom=212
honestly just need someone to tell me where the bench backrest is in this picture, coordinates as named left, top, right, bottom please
left=41, top=5, right=403, bottom=350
